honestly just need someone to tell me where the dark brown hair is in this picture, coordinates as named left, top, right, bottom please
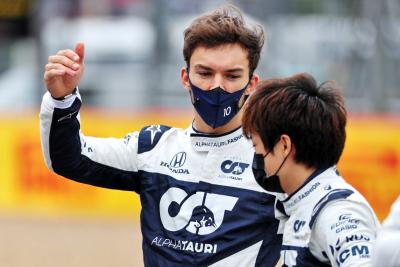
left=243, top=73, right=347, bottom=169
left=183, top=5, right=265, bottom=76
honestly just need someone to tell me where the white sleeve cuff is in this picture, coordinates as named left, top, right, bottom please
left=43, top=88, right=81, bottom=109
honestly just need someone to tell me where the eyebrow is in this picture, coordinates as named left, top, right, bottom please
left=226, top=68, right=244, bottom=73
left=193, top=64, right=244, bottom=73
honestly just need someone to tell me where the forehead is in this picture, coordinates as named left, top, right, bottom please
left=250, top=132, right=266, bottom=153
left=190, top=43, right=249, bottom=71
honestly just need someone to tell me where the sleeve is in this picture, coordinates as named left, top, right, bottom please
left=372, top=196, right=400, bottom=267
left=309, top=200, right=379, bottom=267
left=39, top=91, right=141, bottom=192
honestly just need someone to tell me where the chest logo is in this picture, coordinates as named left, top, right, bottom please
left=221, top=160, right=249, bottom=175
left=159, top=187, right=238, bottom=235
left=170, top=152, right=187, bottom=168
left=293, top=220, right=306, bottom=233
left=160, top=152, right=190, bottom=174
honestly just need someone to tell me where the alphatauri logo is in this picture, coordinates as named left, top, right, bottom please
left=221, top=160, right=249, bottom=175
left=159, top=187, right=238, bottom=235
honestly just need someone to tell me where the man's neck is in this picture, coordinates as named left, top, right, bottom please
left=280, top=164, right=317, bottom=195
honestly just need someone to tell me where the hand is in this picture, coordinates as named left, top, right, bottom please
left=43, top=43, right=85, bottom=99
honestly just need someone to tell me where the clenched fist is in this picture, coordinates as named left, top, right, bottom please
left=44, top=43, right=85, bottom=99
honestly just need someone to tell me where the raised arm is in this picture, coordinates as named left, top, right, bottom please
left=40, top=43, right=140, bottom=192
left=44, top=43, right=85, bottom=99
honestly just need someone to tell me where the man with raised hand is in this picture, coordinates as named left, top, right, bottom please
left=40, top=5, right=281, bottom=267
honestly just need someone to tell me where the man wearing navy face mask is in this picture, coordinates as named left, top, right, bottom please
left=186, top=69, right=250, bottom=129
left=181, top=26, right=258, bottom=134
left=40, top=5, right=282, bottom=267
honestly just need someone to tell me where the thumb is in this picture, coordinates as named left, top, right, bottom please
left=75, top=42, right=85, bottom=64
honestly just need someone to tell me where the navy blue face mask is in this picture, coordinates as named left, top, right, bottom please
left=252, top=149, right=287, bottom=193
left=188, top=78, right=249, bottom=129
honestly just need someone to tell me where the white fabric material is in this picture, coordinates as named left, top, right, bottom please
left=372, top=196, right=400, bottom=267
left=40, top=91, right=139, bottom=173
left=279, top=167, right=379, bottom=267
left=310, top=200, right=378, bottom=266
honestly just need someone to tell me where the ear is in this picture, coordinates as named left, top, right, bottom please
left=180, top=67, right=191, bottom=92
left=245, top=73, right=259, bottom=95
left=280, top=134, right=293, bottom=157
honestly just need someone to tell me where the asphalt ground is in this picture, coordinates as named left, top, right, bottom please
left=0, top=216, right=143, bottom=267
left=0, top=215, right=283, bottom=267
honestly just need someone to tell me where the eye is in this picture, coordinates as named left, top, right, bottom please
left=226, top=74, right=241, bottom=79
left=198, top=72, right=211, bottom=77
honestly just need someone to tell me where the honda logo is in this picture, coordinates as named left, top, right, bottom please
left=170, top=152, right=187, bottom=168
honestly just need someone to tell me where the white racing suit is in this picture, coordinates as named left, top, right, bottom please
left=39, top=91, right=282, bottom=267
left=372, top=196, right=400, bottom=267
left=276, top=167, right=379, bottom=266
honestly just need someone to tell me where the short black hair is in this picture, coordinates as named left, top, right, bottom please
left=243, top=72, right=347, bottom=169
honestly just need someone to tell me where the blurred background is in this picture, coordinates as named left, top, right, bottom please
left=0, top=0, right=399, bottom=266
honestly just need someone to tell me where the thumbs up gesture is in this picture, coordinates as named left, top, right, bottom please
left=44, top=43, right=85, bottom=99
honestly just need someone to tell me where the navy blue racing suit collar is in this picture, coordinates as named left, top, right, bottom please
left=280, top=167, right=334, bottom=215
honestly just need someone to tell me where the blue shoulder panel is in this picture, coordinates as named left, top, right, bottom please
left=309, top=189, right=354, bottom=228
left=138, top=125, right=171, bottom=154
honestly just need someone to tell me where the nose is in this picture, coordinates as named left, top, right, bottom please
left=210, top=74, right=226, bottom=91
